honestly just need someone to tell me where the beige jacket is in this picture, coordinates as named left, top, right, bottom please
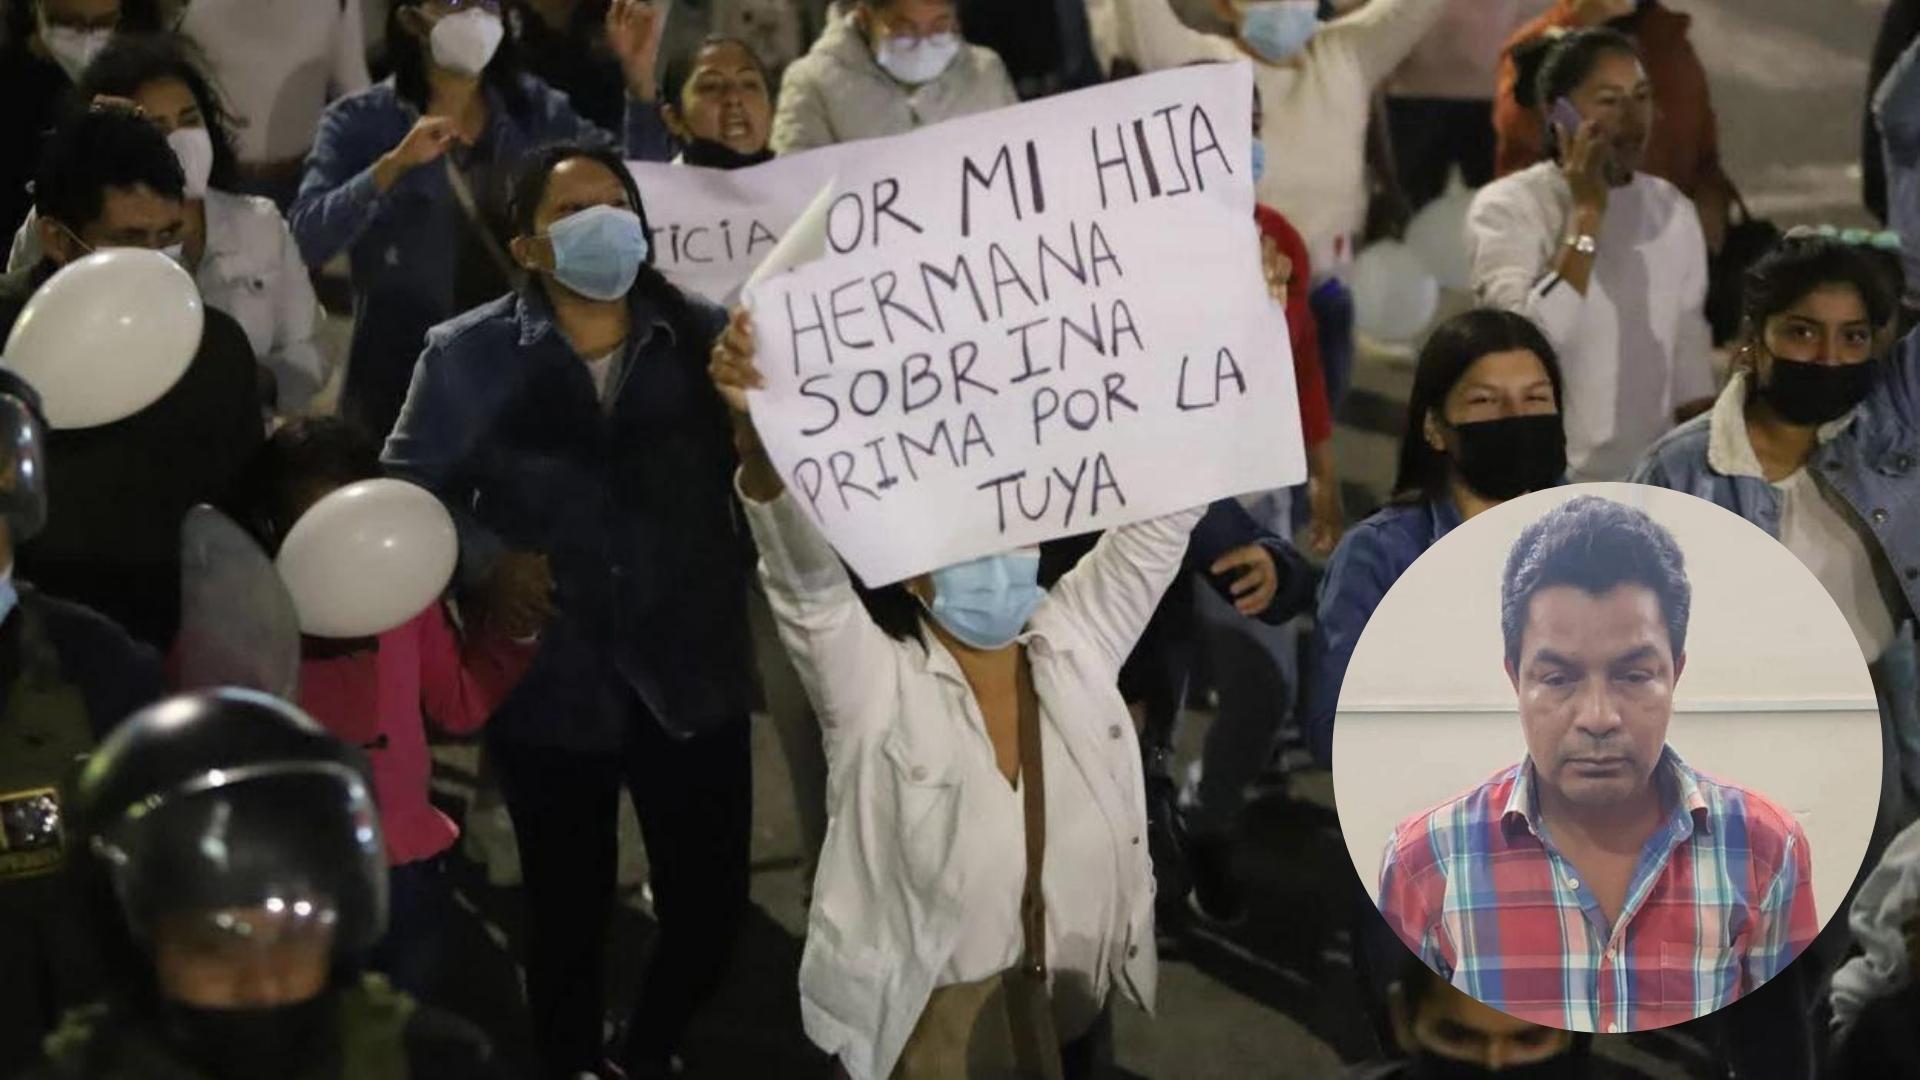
left=770, top=7, right=1018, bottom=155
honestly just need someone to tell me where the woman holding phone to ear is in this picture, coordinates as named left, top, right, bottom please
left=1467, top=26, right=1715, bottom=482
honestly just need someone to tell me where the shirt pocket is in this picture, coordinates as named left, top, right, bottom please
left=881, top=720, right=962, bottom=895
left=1657, top=937, right=1741, bottom=1020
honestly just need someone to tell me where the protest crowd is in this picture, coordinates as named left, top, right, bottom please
left=2, top=0, right=1920, bottom=1078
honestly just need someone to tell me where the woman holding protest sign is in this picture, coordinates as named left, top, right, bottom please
left=383, top=142, right=753, bottom=1080
left=770, top=0, right=1017, bottom=155
left=711, top=301, right=1207, bottom=1079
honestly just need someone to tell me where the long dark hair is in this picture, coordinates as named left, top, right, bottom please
left=77, top=33, right=243, bottom=193
left=387, top=0, right=531, bottom=120
left=1740, top=234, right=1898, bottom=344
left=1391, top=310, right=1565, bottom=503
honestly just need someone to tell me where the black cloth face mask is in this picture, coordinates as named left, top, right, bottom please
left=1447, top=414, right=1567, bottom=501
left=162, top=993, right=336, bottom=1080
left=1755, top=354, right=1881, bottom=426
left=681, top=137, right=774, bottom=170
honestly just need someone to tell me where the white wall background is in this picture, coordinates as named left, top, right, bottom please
left=1333, top=484, right=1881, bottom=930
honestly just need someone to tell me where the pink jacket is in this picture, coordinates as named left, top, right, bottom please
left=298, top=605, right=532, bottom=866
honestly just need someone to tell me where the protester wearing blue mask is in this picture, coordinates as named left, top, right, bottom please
left=708, top=310, right=1209, bottom=1079
left=383, top=143, right=754, bottom=1080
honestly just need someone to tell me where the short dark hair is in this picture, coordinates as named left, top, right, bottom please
left=1742, top=234, right=1899, bottom=340
left=1500, top=495, right=1690, bottom=671
left=1392, top=309, right=1565, bottom=503
left=1394, top=950, right=1594, bottom=1061
left=33, top=105, right=185, bottom=230
left=231, top=417, right=382, bottom=553
left=77, top=33, right=243, bottom=193
left=663, top=35, right=773, bottom=111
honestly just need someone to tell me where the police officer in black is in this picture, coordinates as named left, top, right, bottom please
left=27, top=688, right=512, bottom=1080
left=0, top=370, right=165, bottom=1073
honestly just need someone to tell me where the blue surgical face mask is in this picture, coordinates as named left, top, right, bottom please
left=0, top=575, right=18, bottom=627
left=1240, top=1, right=1320, bottom=64
left=1251, top=140, right=1268, bottom=184
left=544, top=204, right=649, bottom=302
left=923, top=550, right=1044, bottom=651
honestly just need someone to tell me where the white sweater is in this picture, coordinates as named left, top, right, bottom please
left=1113, top=0, right=1446, bottom=279
left=1468, top=162, right=1715, bottom=481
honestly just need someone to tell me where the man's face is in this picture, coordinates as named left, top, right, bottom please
left=152, top=904, right=335, bottom=1009
left=40, top=183, right=187, bottom=266
left=1508, top=584, right=1683, bottom=812
left=1393, top=977, right=1575, bottom=1069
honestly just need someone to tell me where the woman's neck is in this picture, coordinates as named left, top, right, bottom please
left=1742, top=392, right=1819, bottom=482
left=926, top=618, right=1021, bottom=696
left=425, top=67, right=487, bottom=129
left=542, top=279, right=630, bottom=357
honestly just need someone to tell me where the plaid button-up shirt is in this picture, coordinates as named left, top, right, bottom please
left=1378, top=747, right=1817, bottom=1033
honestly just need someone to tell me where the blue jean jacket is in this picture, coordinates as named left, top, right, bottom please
left=1632, top=338, right=1920, bottom=826
left=290, top=75, right=673, bottom=435
left=1303, top=495, right=1462, bottom=768
left=382, top=280, right=751, bottom=750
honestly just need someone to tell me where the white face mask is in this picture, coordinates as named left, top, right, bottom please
left=429, top=9, right=504, bottom=78
left=167, top=126, right=215, bottom=199
left=874, top=31, right=960, bottom=86
left=37, top=14, right=111, bottom=81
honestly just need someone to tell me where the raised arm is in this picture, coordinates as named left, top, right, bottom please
left=1877, top=34, right=1920, bottom=164
left=1111, top=0, right=1240, bottom=73
left=1317, top=0, right=1449, bottom=91
left=1044, top=504, right=1206, bottom=675
left=1467, top=181, right=1582, bottom=348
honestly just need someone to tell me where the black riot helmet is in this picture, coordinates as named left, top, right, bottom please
left=0, top=368, right=48, bottom=543
left=70, top=689, right=388, bottom=962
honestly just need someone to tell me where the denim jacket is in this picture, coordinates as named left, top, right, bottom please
left=382, top=281, right=752, bottom=750
left=1631, top=351, right=1920, bottom=824
left=1304, top=495, right=1462, bottom=767
left=290, top=75, right=674, bottom=432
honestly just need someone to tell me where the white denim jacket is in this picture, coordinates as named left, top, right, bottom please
left=742, top=487, right=1201, bottom=1080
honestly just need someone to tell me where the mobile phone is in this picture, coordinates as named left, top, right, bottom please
left=1548, top=96, right=1584, bottom=142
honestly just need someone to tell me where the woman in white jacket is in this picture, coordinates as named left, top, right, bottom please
left=709, top=310, right=1202, bottom=1079
left=8, top=35, right=328, bottom=415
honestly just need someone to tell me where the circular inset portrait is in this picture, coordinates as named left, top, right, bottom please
left=1333, top=483, right=1881, bottom=1035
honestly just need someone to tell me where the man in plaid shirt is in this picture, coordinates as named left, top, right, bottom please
left=1377, top=495, right=1817, bottom=1034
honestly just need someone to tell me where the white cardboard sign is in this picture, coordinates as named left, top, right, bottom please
left=740, top=63, right=1305, bottom=586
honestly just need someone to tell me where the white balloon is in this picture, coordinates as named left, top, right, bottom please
left=1350, top=241, right=1441, bottom=345
left=276, top=479, right=459, bottom=639
left=1406, top=176, right=1476, bottom=292
left=1, top=249, right=203, bottom=429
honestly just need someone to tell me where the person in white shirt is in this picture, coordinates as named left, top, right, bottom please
left=1468, top=26, right=1714, bottom=481
left=770, top=0, right=1017, bottom=155
left=8, top=35, right=328, bottom=415
left=709, top=313, right=1205, bottom=1079
left=178, top=0, right=371, bottom=208
left=1114, top=0, right=1443, bottom=284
